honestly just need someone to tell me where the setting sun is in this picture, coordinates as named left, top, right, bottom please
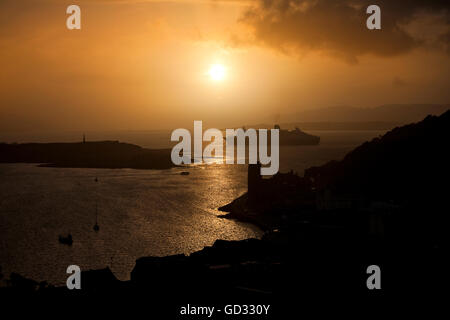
left=208, top=64, right=226, bottom=81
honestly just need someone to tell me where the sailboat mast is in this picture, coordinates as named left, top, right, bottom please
left=95, top=176, right=98, bottom=223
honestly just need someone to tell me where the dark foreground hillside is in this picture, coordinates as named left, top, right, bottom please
left=1, top=112, right=449, bottom=315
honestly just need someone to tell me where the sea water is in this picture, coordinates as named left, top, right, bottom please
left=0, top=130, right=384, bottom=285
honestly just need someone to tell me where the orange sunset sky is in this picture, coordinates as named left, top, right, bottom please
left=0, top=0, right=449, bottom=131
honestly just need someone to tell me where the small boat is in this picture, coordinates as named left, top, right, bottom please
left=59, top=234, right=73, bottom=246
left=180, top=171, right=190, bottom=175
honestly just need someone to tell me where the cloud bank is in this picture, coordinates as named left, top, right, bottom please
left=237, top=0, right=449, bottom=62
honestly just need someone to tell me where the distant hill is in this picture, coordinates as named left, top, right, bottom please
left=252, top=104, right=449, bottom=130
left=289, top=104, right=449, bottom=123
left=249, top=121, right=402, bottom=131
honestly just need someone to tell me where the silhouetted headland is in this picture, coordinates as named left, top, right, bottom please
left=2, top=111, right=448, bottom=306
left=0, top=140, right=174, bottom=169
left=275, top=124, right=320, bottom=145
left=220, top=110, right=450, bottom=233
left=226, top=124, right=320, bottom=146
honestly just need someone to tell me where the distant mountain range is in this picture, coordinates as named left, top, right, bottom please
left=256, top=104, right=450, bottom=131
left=288, top=104, right=449, bottom=123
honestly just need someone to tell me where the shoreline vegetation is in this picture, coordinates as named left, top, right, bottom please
left=1, top=111, right=449, bottom=302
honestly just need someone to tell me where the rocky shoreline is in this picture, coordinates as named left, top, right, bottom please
left=218, top=194, right=281, bottom=231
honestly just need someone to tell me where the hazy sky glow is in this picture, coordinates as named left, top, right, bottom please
left=0, top=0, right=449, bottom=132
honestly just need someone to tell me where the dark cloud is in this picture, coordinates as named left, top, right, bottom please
left=238, top=0, right=450, bottom=61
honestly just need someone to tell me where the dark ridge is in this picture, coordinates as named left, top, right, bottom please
left=220, top=109, right=450, bottom=235
left=305, top=109, right=450, bottom=201
left=0, top=140, right=174, bottom=170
